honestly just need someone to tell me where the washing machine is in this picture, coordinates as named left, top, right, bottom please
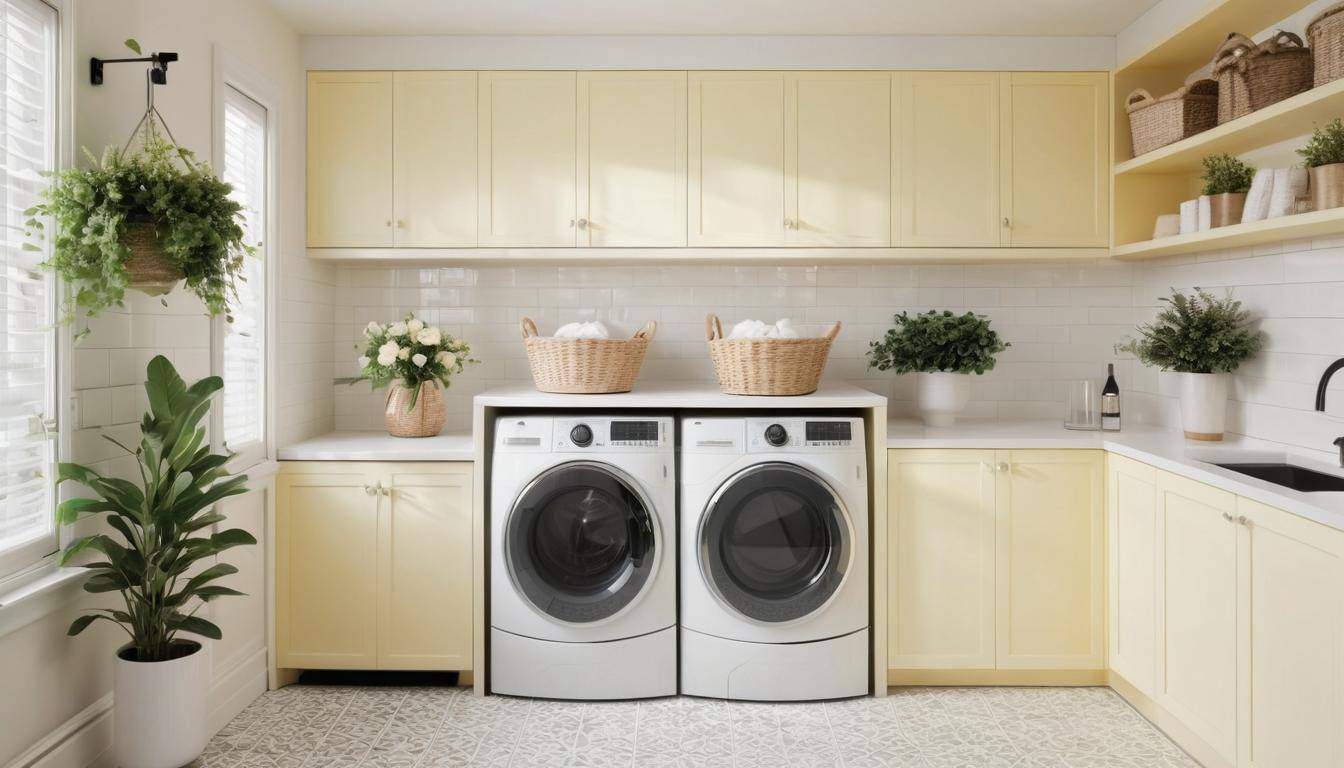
left=680, top=415, right=869, bottom=701
left=490, top=414, right=676, bottom=699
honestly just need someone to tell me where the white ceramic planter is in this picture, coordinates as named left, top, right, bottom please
left=916, top=372, right=971, bottom=427
left=114, top=641, right=209, bottom=768
left=1179, top=372, right=1228, bottom=441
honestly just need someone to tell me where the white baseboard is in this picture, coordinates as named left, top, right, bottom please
left=2, top=693, right=114, bottom=768
left=208, top=645, right=268, bottom=736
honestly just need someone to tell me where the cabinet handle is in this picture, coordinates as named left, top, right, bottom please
left=997, top=462, right=1010, bottom=473
left=569, top=219, right=576, bottom=228
left=784, top=218, right=794, bottom=230
left=1221, top=512, right=1234, bottom=522
left=364, top=482, right=380, bottom=496
left=395, top=220, right=406, bottom=228
left=576, top=218, right=588, bottom=230
left=1002, top=217, right=1011, bottom=228
left=384, top=220, right=392, bottom=227
left=1236, top=515, right=1250, bottom=527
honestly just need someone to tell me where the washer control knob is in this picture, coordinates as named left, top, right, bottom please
left=570, top=424, right=593, bottom=447
left=764, top=423, right=789, bottom=447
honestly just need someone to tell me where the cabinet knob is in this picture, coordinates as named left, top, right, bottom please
left=385, top=220, right=392, bottom=227
left=395, top=220, right=406, bottom=228
left=1236, top=514, right=1250, bottom=527
left=1221, top=512, right=1234, bottom=522
left=576, top=218, right=588, bottom=230
left=784, top=218, right=794, bottom=230
left=365, top=482, right=379, bottom=496
left=997, top=462, right=1010, bottom=473
left=569, top=219, right=576, bottom=228
left=1002, top=217, right=1011, bottom=228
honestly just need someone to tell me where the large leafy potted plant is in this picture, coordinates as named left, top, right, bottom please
left=1201, top=153, right=1255, bottom=228
left=1298, top=118, right=1344, bottom=211
left=59, top=356, right=253, bottom=768
left=1117, top=289, right=1262, bottom=441
left=352, top=312, right=477, bottom=437
left=867, top=310, right=1009, bottom=427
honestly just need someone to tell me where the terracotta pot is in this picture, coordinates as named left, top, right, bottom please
left=122, top=221, right=182, bottom=296
left=384, top=381, right=446, bottom=438
left=1310, top=162, right=1344, bottom=211
left=1209, top=192, right=1247, bottom=228
left=114, top=640, right=209, bottom=768
left=1179, top=372, right=1228, bottom=441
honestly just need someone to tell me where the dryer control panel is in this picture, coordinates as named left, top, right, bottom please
left=745, top=417, right=865, bottom=452
left=554, top=416, right=672, bottom=452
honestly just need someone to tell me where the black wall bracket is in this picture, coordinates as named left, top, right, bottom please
left=90, top=51, right=178, bottom=86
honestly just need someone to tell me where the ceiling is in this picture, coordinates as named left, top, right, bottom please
left=271, top=0, right=1162, bottom=37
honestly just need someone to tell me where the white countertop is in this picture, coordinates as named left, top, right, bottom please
left=278, top=430, right=474, bottom=462
left=473, top=379, right=887, bottom=409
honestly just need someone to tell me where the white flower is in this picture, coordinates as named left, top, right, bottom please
left=407, top=318, right=424, bottom=334
left=397, top=347, right=410, bottom=360
left=417, top=326, right=442, bottom=346
left=364, top=322, right=382, bottom=337
left=437, top=350, right=456, bottom=366
left=388, top=321, right=408, bottom=337
left=412, top=353, right=428, bottom=367
left=376, top=341, right=400, bottom=366
left=357, top=355, right=371, bottom=369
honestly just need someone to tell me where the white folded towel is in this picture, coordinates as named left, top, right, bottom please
left=1197, top=195, right=1212, bottom=231
left=1242, top=168, right=1274, bottom=223
left=728, top=318, right=801, bottom=339
left=553, top=320, right=610, bottom=339
left=1179, top=199, right=1199, bottom=235
left=1268, top=168, right=1294, bottom=218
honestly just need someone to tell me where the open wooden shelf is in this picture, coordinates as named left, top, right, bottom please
left=1116, top=77, right=1344, bottom=176
left=1112, top=206, right=1344, bottom=260
left=1116, top=0, right=1310, bottom=76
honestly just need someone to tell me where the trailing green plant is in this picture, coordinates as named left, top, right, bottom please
left=1297, top=118, right=1344, bottom=168
left=1200, top=153, right=1255, bottom=195
left=59, top=355, right=254, bottom=662
left=867, top=310, right=1009, bottom=375
left=348, top=312, right=478, bottom=411
left=1116, top=288, right=1262, bottom=374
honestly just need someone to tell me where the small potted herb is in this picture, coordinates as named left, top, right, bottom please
left=1117, top=289, right=1262, bottom=441
left=1201, top=153, right=1255, bottom=227
left=867, top=310, right=1009, bottom=427
left=1297, top=118, right=1344, bottom=211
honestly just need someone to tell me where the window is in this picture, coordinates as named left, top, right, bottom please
left=0, top=0, right=59, bottom=581
left=218, top=84, right=267, bottom=466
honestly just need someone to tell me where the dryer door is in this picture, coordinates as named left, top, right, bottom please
left=699, top=462, right=852, bottom=623
left=505, top=461, right=658, bottom=624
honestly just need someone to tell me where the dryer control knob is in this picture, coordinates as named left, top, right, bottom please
left=764, top=423, right=788, bottom=447
left=570, top=424, right=593, bottom=447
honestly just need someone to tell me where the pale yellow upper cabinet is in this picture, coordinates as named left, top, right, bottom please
left=688, top=72, right=787, bottom=246
left=1106, top=453, right=1158, bottom=699
left=577, top=72, right=687, bottom=247
left=897, top=72, right=1000, bottom=247
left=1000, top=72, right=1109, bottom=247
left=392, top=72, right=478, bottom=247
left=307, top=72, right=394, bottom=247
left=995, top=450, right=1104, bottom=670
left=786, top=72, right=891, bottom=247
left=478, top=71, right=577, bottom=247
left=888, top=450, right=997, bottom=670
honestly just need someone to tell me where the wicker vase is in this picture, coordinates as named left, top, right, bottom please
left=384, top=381, right=446, bottom=438
left=122, top=221, right=182, bottom=296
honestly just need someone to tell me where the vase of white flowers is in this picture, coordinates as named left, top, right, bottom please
left=353, top=313, right=477, bottom=438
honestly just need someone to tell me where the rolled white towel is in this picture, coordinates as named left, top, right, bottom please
left=728, top=319, right=771, bottom=339
left=1268, top=168, right=1295, bottom=218
left=1197, top=195, right=1212, bottom=231
left=553, top=320, right=610, bottom=339
left=1242, top=168, right=1274, bottom=223
left=1179, top=199, right=1199, bottom=234
left=767, top=319, right=800, bottom=339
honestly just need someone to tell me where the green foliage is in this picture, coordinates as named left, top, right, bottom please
left=123, top=38, right=141, bottom=55
left=25, top=125, right=252, bottom=324
left=867, top=310, right=1009, bottom=375
left=1297, top=118, right=1344, bottom=168
left=1200, top=153, right=1255, bottom=195
left=350, top=313, right=478, bottom=410
left=1116, top=288, right=1262, bottom=374
left=59, top=356, right=253, bottom=662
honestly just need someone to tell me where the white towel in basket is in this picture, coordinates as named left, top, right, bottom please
left=728, top=318, right=800, bottom=339
left=553, top=321, right=610, bottom=339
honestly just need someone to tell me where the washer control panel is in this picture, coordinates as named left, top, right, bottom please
left=553, top=416, right=671, bottom=451
left=746, top=417, right=864, bottom=451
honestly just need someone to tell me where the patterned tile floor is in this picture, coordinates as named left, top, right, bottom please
left=195, top=685, right=1200, bottom=768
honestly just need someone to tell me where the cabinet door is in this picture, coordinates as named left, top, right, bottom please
left=897, top=72, right=1000, bottom=247
left=688, top=72, right=786, bottom=246
left=786, top=72, right=891, bottom=247
left=393, top=72, right=477, bottom=247
left=1238, top=497, right=1344, bottom=768
left=276, top=469, right=379, bottom=669
left=378, top=465, right=474, bottom=670
left=1155, top=471, right=1238, bottom=764
left=1000, top=72, right=1109, bottom=247
left=577, top=72, right=686, bottom=247
left=888, top=450, right=997, bottom=669
left=307, top=72, right=393, bottom=247
left=478, top=71, right=577, bottom=246
left=1106, top=454, right=1158, bottom=697
left=996, top=450, right=1104, bottom=669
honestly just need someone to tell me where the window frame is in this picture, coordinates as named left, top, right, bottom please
left=210, top=46, right=279, bottom=473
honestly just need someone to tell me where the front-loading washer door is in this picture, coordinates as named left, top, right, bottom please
left=699, top=462, right=852, bottom=624
left=505, top=461, right=658, bottom=624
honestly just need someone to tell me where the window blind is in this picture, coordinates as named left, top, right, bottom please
left=0, top=0, right=58, bottom=579
left=220, top=85, right=266, bottom=458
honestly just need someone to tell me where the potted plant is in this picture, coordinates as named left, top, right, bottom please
left=867, top=310, right=1009, bottom=427
left=1117, top=289, right=1262, bottom=441
left=1201, top=153, right=1256, bottom=227
left=352, top=313, right=477, bottom=437
left=59, top=355, right=253, bottom=768
left=1298, top=118, right=1344, bottom=211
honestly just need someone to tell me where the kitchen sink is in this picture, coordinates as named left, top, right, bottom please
left=1215, top=462, right=1344, bottom=493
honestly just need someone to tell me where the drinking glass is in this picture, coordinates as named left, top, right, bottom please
left=1064, top=380, right=1101, bottom=431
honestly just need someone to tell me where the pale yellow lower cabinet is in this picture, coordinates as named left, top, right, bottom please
left=277, top=462, right=474, bottom=673
left=1105, top=453, right=1158, bottom=698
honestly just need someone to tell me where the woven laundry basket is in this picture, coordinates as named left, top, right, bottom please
left=521, top=316, right=656, bottom=394
left=1308, top=1, right=1344, bottom=87
left=1211, top=31, right=1313, bottom=124
left=1125, top=79, right=1218, bottom=157
left=706, top=314, right=841, bottom=396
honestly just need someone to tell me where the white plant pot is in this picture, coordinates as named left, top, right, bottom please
left=114, top=641, right=209, bottom=768
left=916, top=372, right=971, bottom=427
left=1179, top=372, right=1228, bottom=441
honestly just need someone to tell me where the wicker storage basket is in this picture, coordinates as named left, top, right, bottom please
left=521, top=317, right=655, bottom=394
left=122, top=221, right=182, bottom=296
left=1211, top=31, right=1314, bottom=125
left=1308, top=2, right=1344, bottom=87
left=1125, top=80, right=1219, bottom=157
left=706, top=314, right=841, bottom=396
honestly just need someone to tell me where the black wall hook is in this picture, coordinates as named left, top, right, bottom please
left=90, top=51, right=178, bottom=86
